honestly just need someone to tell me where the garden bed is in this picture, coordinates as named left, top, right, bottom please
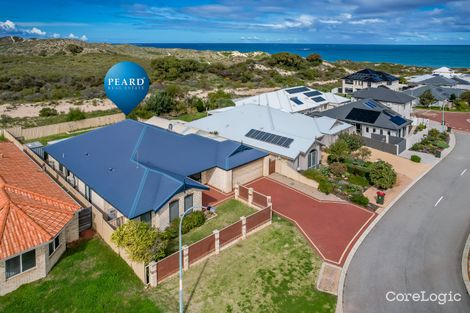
left=410, top=128, right=450, bottom=157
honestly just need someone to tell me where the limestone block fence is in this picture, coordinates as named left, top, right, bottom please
left=148, top=185, right=272, bottom=286
left=0, top=129, right=147, bottom=283
left=6, top=113, right=125, bottom=140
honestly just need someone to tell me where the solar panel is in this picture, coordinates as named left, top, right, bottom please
left=390, top=116, right=407, bottom=126
left=290, top=97, right=303, bottom=105
left=364, top=100, right=377, bottom=109
left=245, top=129, right=294, bottom=148
left=312, top=96, right=326, bottom=103
left=345, top=108, right=380, bottom=124
left=304, top=90, right=322, bottom=97
left=285, top=86, right=309, bottom=94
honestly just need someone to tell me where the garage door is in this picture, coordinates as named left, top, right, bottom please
left=232, top=159, right=263, bottom=187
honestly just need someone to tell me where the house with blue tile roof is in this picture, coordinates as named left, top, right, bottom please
left=44, top=119, right=268, bottom=230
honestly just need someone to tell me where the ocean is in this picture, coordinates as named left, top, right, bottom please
left=134, top=43, right=470, bottom=68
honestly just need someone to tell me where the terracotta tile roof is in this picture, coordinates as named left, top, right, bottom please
left=0, top=142, right=80, bottom=259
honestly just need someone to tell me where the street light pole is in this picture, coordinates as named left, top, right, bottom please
left=179, top=205, right=205, bottom=313
left=442, top=102, right=446, bottom=132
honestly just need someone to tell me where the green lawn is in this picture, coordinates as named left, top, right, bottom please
left=151, top=215, right=336, bottom=313
left=166, top=199, right=255, bottom=254
left=0, top=239, right=160, bottom=313
left=0, top=215, right=336, bottom=313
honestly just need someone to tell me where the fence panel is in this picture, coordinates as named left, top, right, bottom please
left=238, top=185, right=249, bottom=201
left=219, top=221, right=242, bottom=247
left=253, top=191, right=268, bottom=208
left=188, top=234, right=215, bottom=266
left=157, top=252, right=179, bottom=281
left=246, top=207, right=271, bottom=232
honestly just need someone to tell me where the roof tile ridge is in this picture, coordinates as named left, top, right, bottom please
left=5, top=184, right=78, bottom=212
left=12, top=201, right=54, bottom=239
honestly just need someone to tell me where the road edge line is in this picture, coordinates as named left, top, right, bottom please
left=335, top=131, right=457, bottom=313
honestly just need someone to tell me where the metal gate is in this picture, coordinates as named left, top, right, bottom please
left=78, top=207, right=92, bottom=232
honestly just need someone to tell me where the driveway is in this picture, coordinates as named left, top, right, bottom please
left=415, top=110, right=470, bottom=133
left=247, top=177, right=376, bottom=266
left=343, top=132, right=470, bottom=313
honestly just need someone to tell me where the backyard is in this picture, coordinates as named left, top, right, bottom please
left=0, top=216, right=336, bottom=313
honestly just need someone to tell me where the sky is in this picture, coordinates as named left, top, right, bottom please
left=1, top=0, right=470, bottom=44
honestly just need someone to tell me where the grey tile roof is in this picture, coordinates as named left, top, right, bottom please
left=352, top=87, right=415, bottom=104
left=343, top=68, right=398, bottom=83
left=314, top=99, right=412, bottom=130
left=418, top=76, right=457, bottom=86
left=404, top=86, right=466, bottom=101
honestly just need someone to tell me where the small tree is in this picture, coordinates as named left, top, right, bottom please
left=339, top=132, right=363, bottom=151
left=353, top=147, right=372, bottom=161
left=419, top=90, right=436, bottom=107
left=369, top=160, right=397, bottom=189
left=459, top=91, right=470, bottom=104
left=327, top=139, right=350, bottom=163
left=112, top=220, right=168, bottom=263
left=306, top=53, right=322, bottom=65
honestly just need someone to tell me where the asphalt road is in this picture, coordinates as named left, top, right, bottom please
left=343, top=132, right=470, bottom=313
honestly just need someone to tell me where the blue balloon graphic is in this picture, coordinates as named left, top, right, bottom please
left=104, top=61, right=150, bottom=115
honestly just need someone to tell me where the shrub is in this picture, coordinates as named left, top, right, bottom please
left=66, top=108, right=86, bottom=121
left=112, top=220, right=168, bottom=263
left=351, top=193, right=369, bottom=206
left=306, top=53, right=322, bottom=65
left=39, top=107, right=58, bottom=117
left=163, top=210, right=206, bottom=239
left=302, top=168, right=327, bottom=182
left=330, top=162, right=347, bottom=177
left=410, top=155, right=421, bottom=163
left=66, top=44, right=84, bottom=54
left=327, top=139, right=350, bottom=163
left=369, top=160, right=397, bottom=189
left=339, top=133, right=363, bottom=152
left=348, top=175, right=370, bottom=187
left=318, top=180, right=334, bottom=195
left=346, top=163, right=370, bottom=178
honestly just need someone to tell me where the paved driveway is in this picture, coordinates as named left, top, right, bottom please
left=247, top=177, right=376, bottom=266
left=343, top=132, right=470, bottom=313
left=415, top=110, right=470, bottom=133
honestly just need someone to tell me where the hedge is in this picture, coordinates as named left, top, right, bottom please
left=410, top=155, right=421, bottom=163
left=351, top=193, right=369, bottom=206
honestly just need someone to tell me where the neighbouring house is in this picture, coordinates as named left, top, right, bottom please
left=352, top=86, right=416, bottom=119
left=404, top=85, right=466, bottom=107
left=315, top=99, right=412, bottom=154
left=416, top=75, right=457, bottom=87
left=0, top=142, right=81, bottom=295
left=188, top=104, right=353, bottom=170
left=233, top=86, right=350, bottom=114
left=432, top=66, right=455, bottom=77
left=341, top=68, right=399, bottom=93
left=44, top=120, right=268, bottom=230
left=407, top=71, right=470, bottom=90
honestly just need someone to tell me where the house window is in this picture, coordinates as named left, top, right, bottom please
left=84, top=185, right=92, bottom=202
left=366, top=127, right=369, bottom=133
left=367, top=82, right=371, bottom=87
left=49, top=234, right=61, bottom=256
left=140, top=212, right=152, bottom=225
left=380, top=129, right=383, bottom=135
left=373, top=128, right=376, bottom=133
left=387, top=81, right=392, bottom=85
left=184, top=194, right=194, bottom=214
left=169, top=200, right=180, bottom=222
left=307, top=150, right=317, bottom=169
left=388, top=131, right=391, bottom=136
left=5, top=249, right=36, bottom=279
